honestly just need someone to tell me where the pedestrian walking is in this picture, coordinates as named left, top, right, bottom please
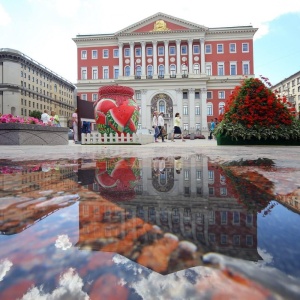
left=171, top=113, right=185, bottom=142
left=41, top=109, right=50, bottom=125
left=72, top=108, right=79, bottom=143
left=157, top=112, right=166, bottom=142
left=152, top=111, right=159, bottom=142
left=209, top=119, right=216, bottom=140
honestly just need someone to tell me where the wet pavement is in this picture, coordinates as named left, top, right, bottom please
left=1, top=139, right=300, bottom=299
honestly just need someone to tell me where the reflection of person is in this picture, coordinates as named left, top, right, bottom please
left=159, top=157, right=166, bottom=174
left=174, top=156, right=182, bottom=174
left=50, top=111, right=60, bottom=127
left=72, top=108, right=79, bottom=143
left=172, top=113, right=185, bottom=142
left=41, top=109, right=50, bottom=125
left=153, top=157, right=160, bottom=176
left=157, top=112, right=165, bottom=142
left=209, top=119, right=215, bottom=140
left=152, top=111, right=159, bottom=142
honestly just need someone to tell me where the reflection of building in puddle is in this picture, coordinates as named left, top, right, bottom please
left=77, top=155, right=261, bottom=266
left=0, top=163, right=79, bottom=235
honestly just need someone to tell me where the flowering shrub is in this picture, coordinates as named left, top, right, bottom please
left=0, top=114, right=44, bottom=125
left=214, top=78, right=300, bottom=140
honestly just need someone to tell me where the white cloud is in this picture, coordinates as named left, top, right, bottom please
left=55, top=235, right=72, bottom=250
left=21, top=268, right=90, bottom=300
left=0, top=258, right=13, bottom=282
left=0, top=4, right=11, bottom=26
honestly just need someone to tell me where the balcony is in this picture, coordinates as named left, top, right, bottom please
left=146, top=75, right=153, bottom=79
left=134, top=75, right=141, bottom=80
left=158, top=75, right=164, bottom=79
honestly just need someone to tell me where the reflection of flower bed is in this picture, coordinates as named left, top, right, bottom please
left=221, top=159, right=275, bottom=212
left=95, top=157, right=140, bottom=201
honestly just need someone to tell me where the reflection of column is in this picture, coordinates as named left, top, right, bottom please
left=190, top=155, right=197, bottom=195
left=153, top=41, right=157, bottom=76
left=188, top=39, right=193, bottom=74
left=130, top=42, right=134, bottom=76
left=141, top=41, right=146, bottom=77
left=201, top=87, right=208, bottom=131
left=176, top=40, right=181, bottom=76
left=164, top=41, right=169, bottom=76
left=200, top=38, right=205, bottom=74
left=189, top=88, right=195, bottom=130
left=118, top=42, right=123, bottom=76
left=202, top=156, right=209, bottom=197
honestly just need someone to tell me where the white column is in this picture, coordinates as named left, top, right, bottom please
left=141, top=41, right=146, bottom=78
left=130, top=42, right=134, bottom=76
left=200, top=38, right=205, bottom=74
left=189, top=88, right=195, bottom=130
left=118, top=42, right=123, bottom=76
left=141, top=89, right=147, bottom=129
left=201, top=87, right=208, bottom=131
left=164, top=41, right=169, bottom=76
left=176, top=40, right=181, bottom=76
left=188, top=39, right=193, bottom=75
left=153, top=41, right=157, bottom=77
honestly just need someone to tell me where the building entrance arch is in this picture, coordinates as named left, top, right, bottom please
left=150, top=93, right=174, bottom=136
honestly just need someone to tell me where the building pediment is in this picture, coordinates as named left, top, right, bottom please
left=115, top=12, right=208, bottom=36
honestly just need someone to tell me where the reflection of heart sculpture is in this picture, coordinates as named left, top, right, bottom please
left=95, top=158, right=140, bottom=201
left=94, top=85, right=139, bottom=135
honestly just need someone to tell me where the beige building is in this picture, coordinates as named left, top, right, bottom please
left=271, top=70, right=300, bottom=115
left=0, top=48, right=76, bottom=125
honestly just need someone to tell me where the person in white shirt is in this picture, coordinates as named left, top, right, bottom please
left=41, top=110, right=50, bottom=125
left=157, top=112, right=165, bottom=142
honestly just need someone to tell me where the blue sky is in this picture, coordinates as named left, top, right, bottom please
left=1, top=0, right=300, bottom=86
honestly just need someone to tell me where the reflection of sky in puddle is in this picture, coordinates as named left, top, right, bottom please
left=0, top=156, right=300, bottom=299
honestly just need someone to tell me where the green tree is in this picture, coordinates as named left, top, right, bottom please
left=29, top=110, right=42, bottom=120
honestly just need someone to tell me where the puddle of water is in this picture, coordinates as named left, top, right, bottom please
left=0, top=156, right=300, bottom=299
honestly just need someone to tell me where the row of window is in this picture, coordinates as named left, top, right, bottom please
left=80, top=61, right=250, bottom=80
left=81, top=43, right=250, bottom=59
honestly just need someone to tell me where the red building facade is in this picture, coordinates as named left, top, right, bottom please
left=73, top=12, right=257, bottom=135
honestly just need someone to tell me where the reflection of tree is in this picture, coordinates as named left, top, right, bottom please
left=221, top=159, right=275, bottom=212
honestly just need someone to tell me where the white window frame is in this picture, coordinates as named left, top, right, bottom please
left=195, top=106, right=200, bottom=115
left=146, top=47, right=153, bottom=56
left=113, top=49, right=119, bottom=58
left=103, top=49, right=109, bottom=58
left=81, top=50, right=87, bottom=59
left=135, top=47, right=141, bottom=57
left=193, top=64, right=200, bottom=74
left=124, top=66, right=130, bottom=76
left=193, top=45, right=200, bottom=54
left=181, top=45, right=187, bottom=55
left=205, top=63, right=212, bottom=76
left=92, top=50, right=98, bottom=59
left=170, top=64, right=176, bottom=76
left=219, top=102, right=225, bottom=115
left=92, top=67, right=98, bottom=79
left=103, top=66, right=109, bottom=79
left=92, top=93, right=98, bottom=102
left=183, top=123, right=189, bottom=131
left=233, top=211, right=240, bottom=224
left=124, top=48, right=130, bottom=57
left=195, top=123, right=201, bottom=131
left=205, top=44, right=212, bottom=54
left=217, top=44, right=224, bottom=54
left=217, top=62, right=224, bottom=76
left=169, top=46, right=176, bottom=55
left=230, top=62, right=237, bottom=75
left=229, top=43, right=236, bottom=53
left=208, top=170, right=214, bottom=181
left=207, top=91, right=212, bottom=99
left=81, top=94, right=87, bottom=101
left=113, top=67, right=119, bottom=79
left=81, top=67, right=87, bottom=80
left=147, top=65, right=153, bottom=76
left=183, top=105, right=188, bottom=115
left=218, top=91, right=225, bottom=99
left=158, top=46, right=164, bottom=56
left=221, top=211, right=227, bottom=224
left=242, top=61, right=250, bottom=75
left=242, top=43, right=249, bottom=53
left=233, top=235, right=240, bottom=245
left=207, top=103, right=213, bottom=116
